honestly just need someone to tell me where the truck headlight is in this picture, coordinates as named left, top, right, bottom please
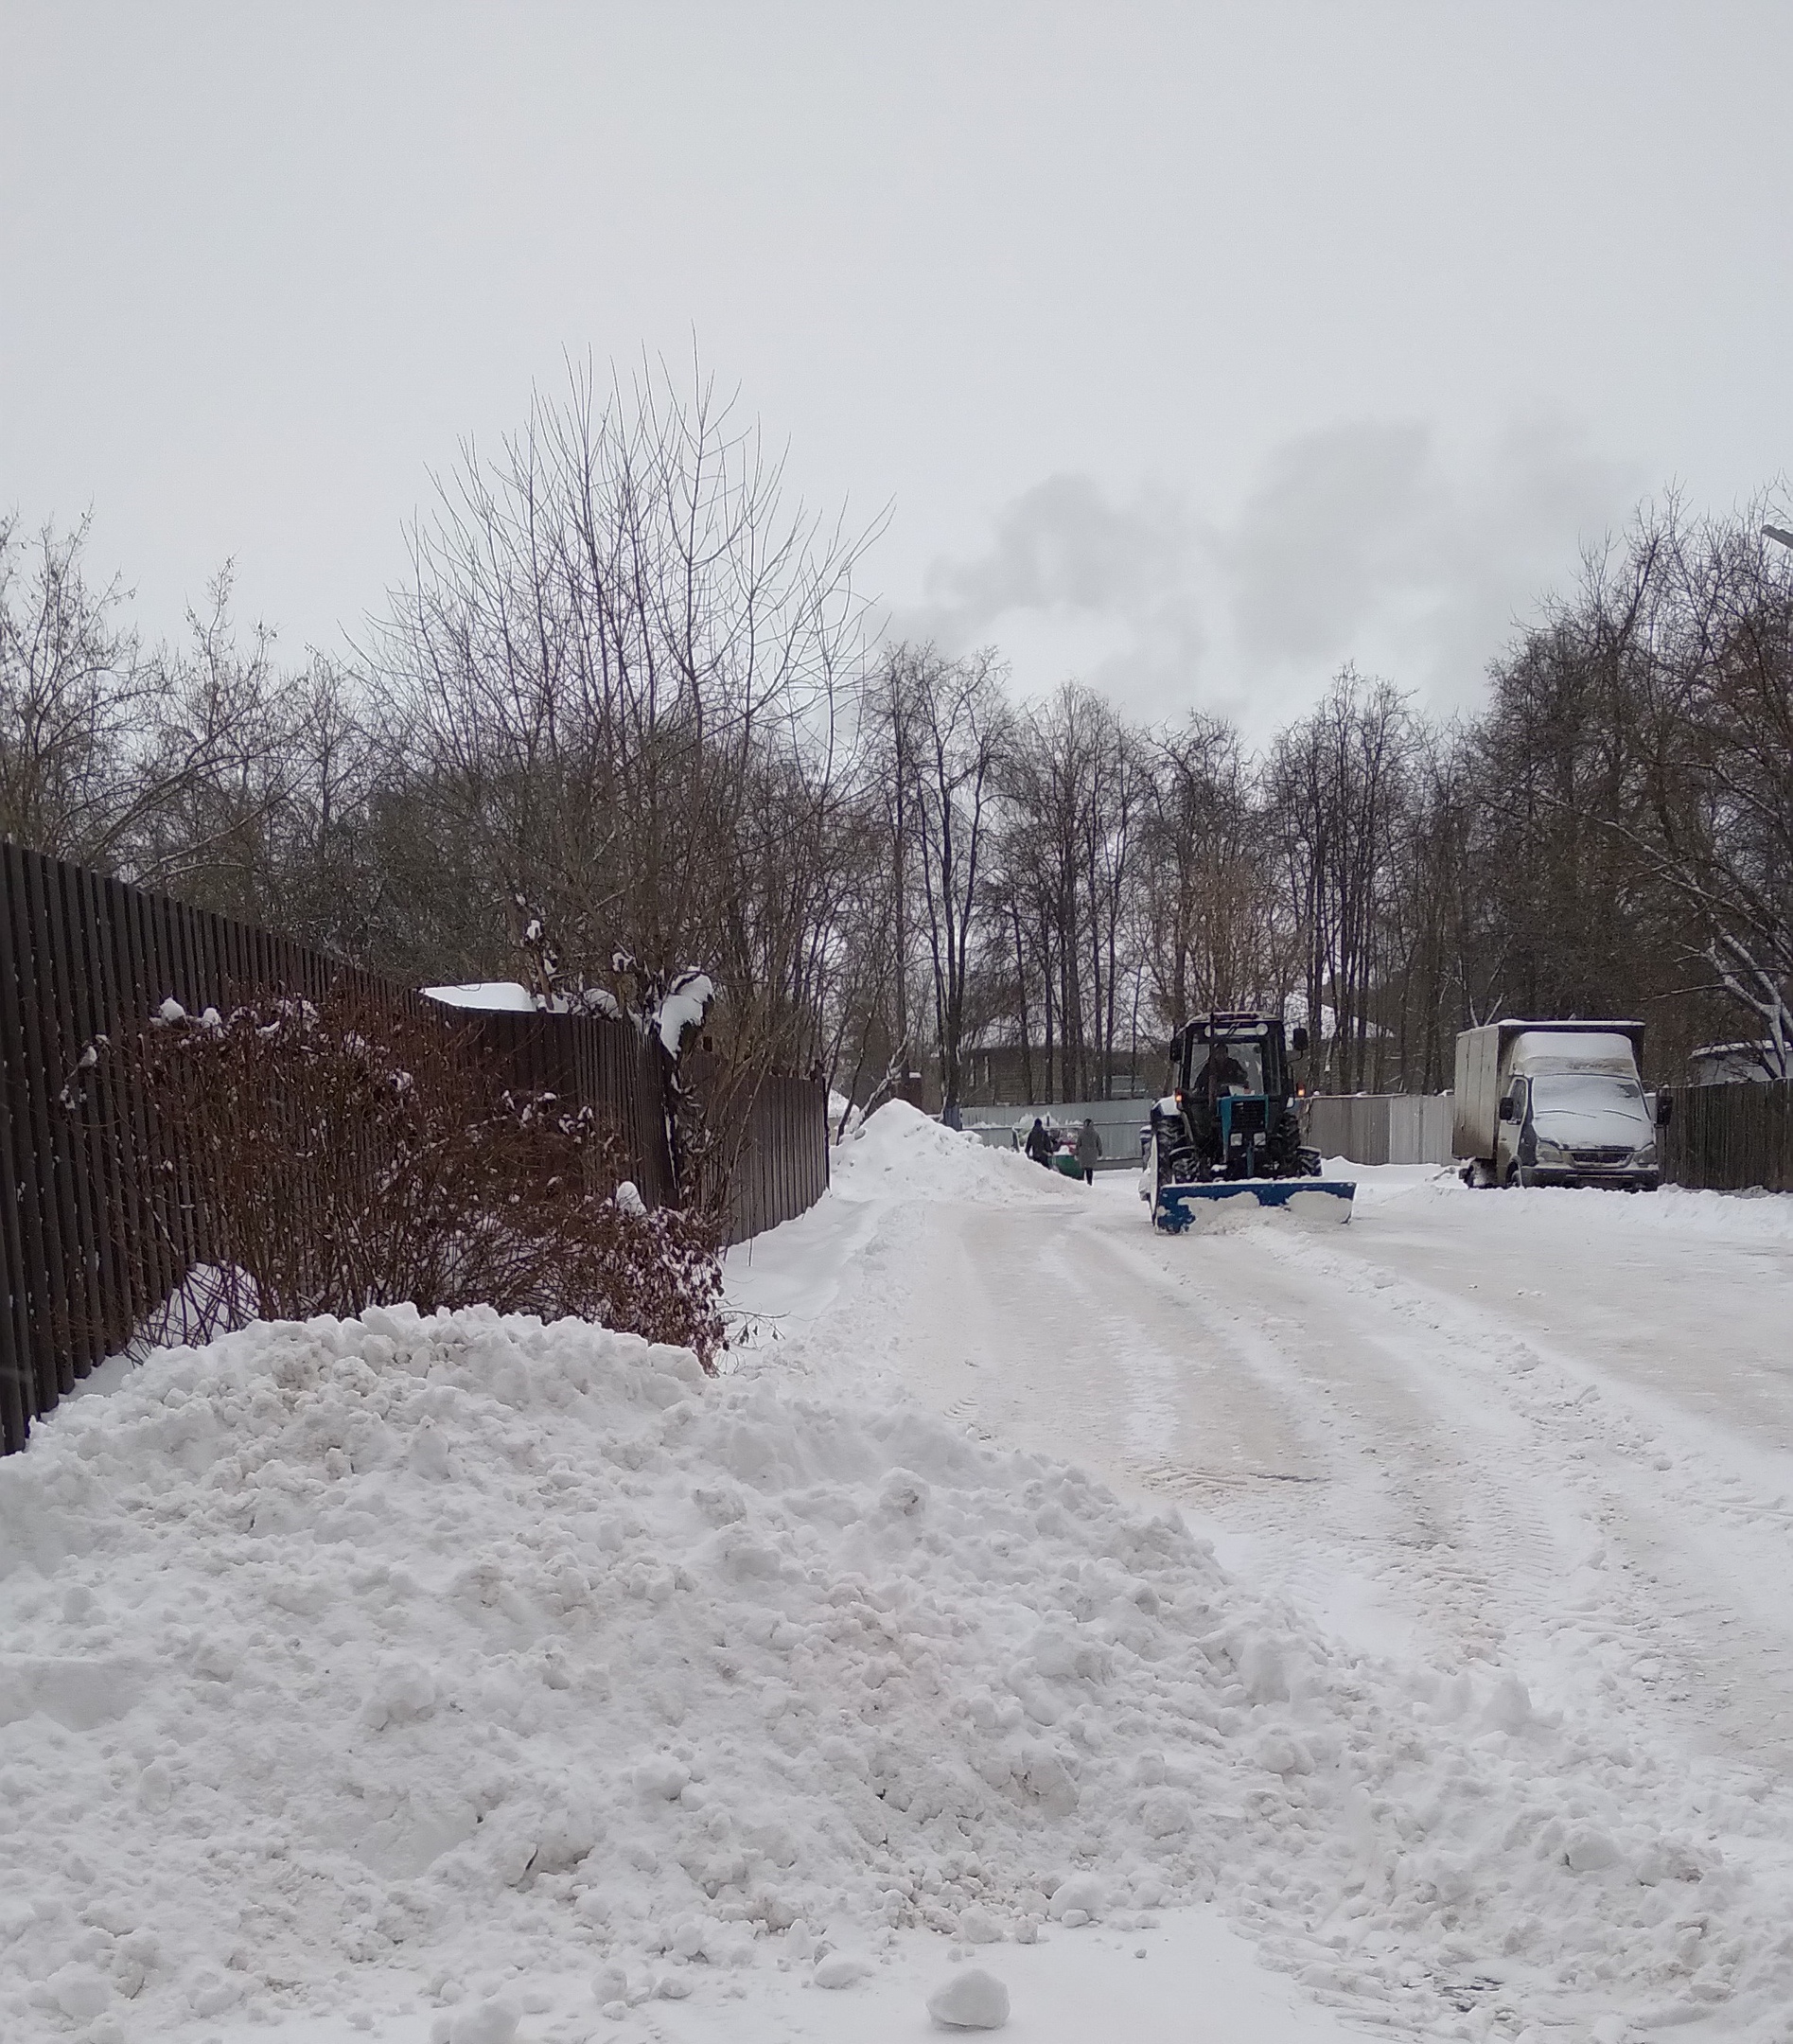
left=1534, top=1136, right=1569, bottom=1162
left=1632, top=1142, right=1658, bottom=1168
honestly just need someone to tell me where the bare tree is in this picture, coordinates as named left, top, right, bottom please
left=374, top=360, right=878, bottom=1183
left=870, top=644, right=1011, bottom=1120
left=1137, top=713, right=1287, bottom=1036
left=1268, top=669, right=1413, bottom=1091
left=0, top=514, right=148, bottom=861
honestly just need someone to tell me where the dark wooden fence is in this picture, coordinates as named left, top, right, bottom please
left=1662, top=1081, right=1793, bottom=1193
left=0, top=842, right=826, bottom=1454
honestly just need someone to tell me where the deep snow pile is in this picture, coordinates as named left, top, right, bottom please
left=829, top=1100, right=1081, bottom=1207
left=4, top=1282, right=1792, bottom=2039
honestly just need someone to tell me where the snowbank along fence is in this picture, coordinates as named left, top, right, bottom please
left=1661, top=1080, right=1793, bottom=1193
left=0, top=842, right=825, bottom=1454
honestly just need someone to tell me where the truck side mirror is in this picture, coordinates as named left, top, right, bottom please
left=1291, top=1026, right=1309, bottom=1056
left=1656, top=1091, right=1674, bottom=1127
left=1498, top=1095, right=1517, bottom=1122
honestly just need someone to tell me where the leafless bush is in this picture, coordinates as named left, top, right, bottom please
left=95, top=992, right=724, bottom=1365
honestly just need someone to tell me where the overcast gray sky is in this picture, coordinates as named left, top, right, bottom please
left=4, top=3, right=1789, bottom=738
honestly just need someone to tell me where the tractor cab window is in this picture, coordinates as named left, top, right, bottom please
left=1189, top=1037, right=1264, bottom=1098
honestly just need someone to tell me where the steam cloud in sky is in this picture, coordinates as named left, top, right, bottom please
left=893, top=415, right=1643, bottom=738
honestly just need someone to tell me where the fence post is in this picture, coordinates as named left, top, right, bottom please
left=0, top=849, right=38, bottom=1454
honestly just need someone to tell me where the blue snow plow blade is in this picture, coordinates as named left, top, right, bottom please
left=1153, top=1179, right=1355, bottom=1232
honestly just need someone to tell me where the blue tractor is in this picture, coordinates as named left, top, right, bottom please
left=1144, top=1012, right=1355, bottom=1229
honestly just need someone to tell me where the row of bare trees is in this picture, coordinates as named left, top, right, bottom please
left=812, top=502, right=1793, bottom=1106
left=7, top=384, right=1790, bottom=1114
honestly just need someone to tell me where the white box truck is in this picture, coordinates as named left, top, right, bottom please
left=1452, top=1020, right=1667, bottom=1190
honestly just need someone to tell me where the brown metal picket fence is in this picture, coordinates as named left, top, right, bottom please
left=0, top=843, right=827, bottom=1454
left=724, top=1073, right=831, bottom=1245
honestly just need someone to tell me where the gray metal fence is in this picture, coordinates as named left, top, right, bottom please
left=1301, top=1083, right=1793, bottom=1189
left=961, top=1098, right=1153, bottom=1171
left=965, top=1093, right=1460, bottom=1170
left=1300, top=1093, right=1455, bottom=1167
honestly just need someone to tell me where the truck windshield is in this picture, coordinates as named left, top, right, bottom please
left=1528, top=1072, right=1649, bottom=1137
left=1190, top=1040, right=1264, bottom=1096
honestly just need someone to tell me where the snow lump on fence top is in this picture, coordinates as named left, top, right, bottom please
left=654, top=969, right=715, bottom=1057
left=420, top=981, right=540, bottom=1013
left=0, top=1302, right=1786, bottom=2037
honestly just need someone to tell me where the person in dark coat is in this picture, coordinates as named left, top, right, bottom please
left=1025, top=1117, right=1053, bottom=1166
left=1190, top=1044, right=1249, bottom=1163
left=1193, top=1045, right=1249, bottom=1099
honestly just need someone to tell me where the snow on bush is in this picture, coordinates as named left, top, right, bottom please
left=2, top=1303, right=1787, bottom=2036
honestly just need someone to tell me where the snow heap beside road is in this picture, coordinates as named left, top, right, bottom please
left=830, top=1099, right=1079, bottom=1208
left=5, top=1278, right=1793, bottom=2038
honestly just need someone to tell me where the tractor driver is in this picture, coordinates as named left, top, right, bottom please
left=1189, top=1041, right=1249, bottom=1161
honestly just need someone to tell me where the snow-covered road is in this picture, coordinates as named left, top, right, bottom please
left=730, top=1115, right=1793, bottom=2036
left=7, top=1108, right=1793, bottom=2044
left=819, top=1165, right=1793, bottom=1781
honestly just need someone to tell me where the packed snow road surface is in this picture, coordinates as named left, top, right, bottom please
left=825, top=1155, right=1793, bottom=1776
left=735, top=1107, right=1793, bottom=2039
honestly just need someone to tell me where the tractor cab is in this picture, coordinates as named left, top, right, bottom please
left=1167, top=1013, right=1302, bottom=1174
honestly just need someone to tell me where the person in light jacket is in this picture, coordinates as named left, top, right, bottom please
left=1075, top=1117, right=1102, bottom=1184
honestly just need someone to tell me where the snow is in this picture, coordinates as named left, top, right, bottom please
left=730, top=1118, right=1793, bottom=2038
left=1510, top=1027, right=1642, bottom=1071
left=0, top=1283, right=1380, bottom=2043
left=833, top=1099, right=1082, bottom=1208
left=925, top=1964, right=1009, bottom=2026
left=7, top=1106, right=1793, bottom=2041
left=654, top=972, right=713, bottom=1059
left=421, top=983, right=537, bottom=1013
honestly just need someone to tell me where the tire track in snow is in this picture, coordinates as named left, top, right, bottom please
left=1239, top=1201, right=1793, bottom=1778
